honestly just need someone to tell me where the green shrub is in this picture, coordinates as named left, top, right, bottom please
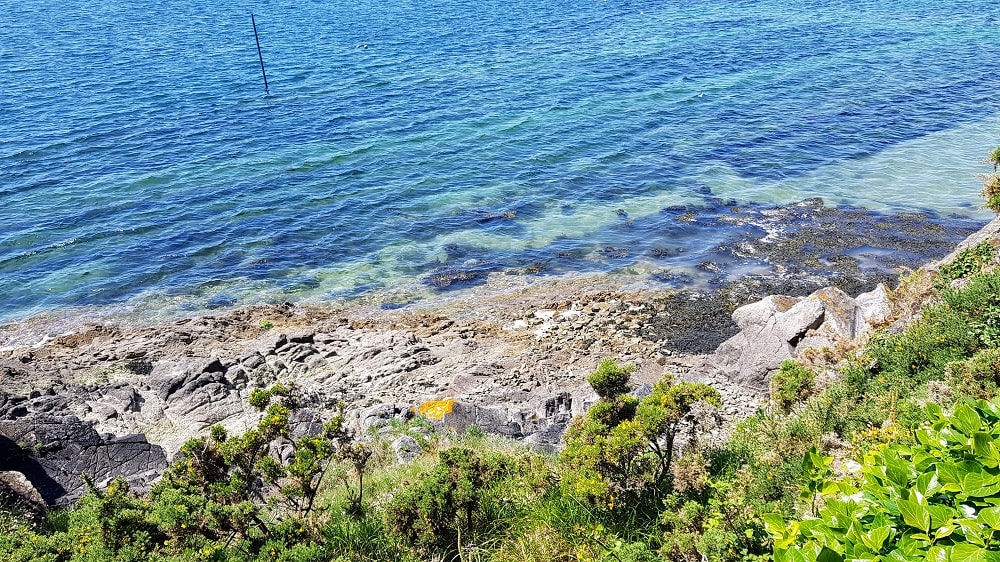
left=937, top=241, right=995, bottom=287
left=982, top=174, right=1000, bottom=214
left=386, top=447, right=513, bottom=555
left=981, top=145, right=1000, bottom=213
left=946, top=347, right=1000, bottom=401
left=770, top=361, right=816, bottom=413
left=561, top=361, right=720, bottom=506
left=844, top=270, right=1000, bottom=410
left=767, top=398, right=1000, bottom=561
left=588, top=358, right=635, bottom=399
left=989, top=145, right=1000, bottom=172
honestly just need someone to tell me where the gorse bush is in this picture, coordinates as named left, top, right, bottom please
left=770, top=361, right=816, bottom=413
left=560, top=361, right=720, bottom=506
left=588, top=358, right=635, bottom=399
left=386, top=447, right=512, bottom=555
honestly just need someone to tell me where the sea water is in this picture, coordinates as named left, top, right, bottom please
left=2, top=0, right=999, bottom=326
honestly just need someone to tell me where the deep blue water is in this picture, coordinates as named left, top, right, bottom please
left=2, top=0, right=999, bottom=324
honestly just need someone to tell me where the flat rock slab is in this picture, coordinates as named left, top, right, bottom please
left=0, top=403, right=166, bottom=506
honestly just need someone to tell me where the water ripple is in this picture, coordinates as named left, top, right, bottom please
left=0, top=0, right=998, bottom=324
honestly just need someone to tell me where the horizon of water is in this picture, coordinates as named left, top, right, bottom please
left=2, top=0, right=999, bottom=329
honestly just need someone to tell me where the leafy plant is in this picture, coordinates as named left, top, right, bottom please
left=946, top=347, right=1000, bottom=401
left=937, top=241, right=996, bottom=287
left=981, top=146, right=1000, bottom=213
left=767, top=398, right=1000, bottom=561
left=588, top=358, right=635, bottom=399
left=987, top=145, right=1000, bottom=173
left=386, top=447, right=513, bottom=555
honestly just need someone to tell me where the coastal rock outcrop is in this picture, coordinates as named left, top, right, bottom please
left=710, top=285, right=888, bottom=390
left=0, top=208, right=989, bottom=509
left=0, top=392, right=167, bottom=506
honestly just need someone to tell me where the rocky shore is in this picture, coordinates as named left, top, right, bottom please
left=0, top=201, right=993, bottom=508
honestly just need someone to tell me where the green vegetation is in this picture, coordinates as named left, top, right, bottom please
left=770, top=361, right=816, bottom=413
left=938, top=241, right=996, bottom=288
left=561, top=359, right=720, bottom=506
left=982, top=145, right=1000, bottom=213
left=768, top=399, right=1000, bottom=562
left=4, top=160, right=1000, bottom=560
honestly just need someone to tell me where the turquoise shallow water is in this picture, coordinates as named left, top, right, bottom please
left=2, top=0, right=999, bottom=325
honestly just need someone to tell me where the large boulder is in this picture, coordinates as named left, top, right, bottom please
left=0, top=470, right=47, bottom=518
left=148, top=357, right=245, bottom=429
left=712, top=287, right=859, bottom=388
left=854, top=283, right=892, bottom=336
left=0, top=395, right=167, bottom=506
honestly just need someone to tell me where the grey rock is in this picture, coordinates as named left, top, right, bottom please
left=392, top=435, right=423, bottom=463
left=0, top=470, right=47, bottom=518
left=524, top=421, right=571, bottom=453
left=149, top=358, right=243, bottom=428
left=731, top=295, right=801, bottom=331
left=629, top=383, right=654, bottom=400
left=438, top=402, right=523, bottom=438
left=775, top=296, right=826, bottom=344
left=855, top=284, right=892, bottom=335
left=804, top=287, right=857, bottom=341
left=0, top=407, right=167, bottom=506
left=360, top=403, right=400, bottom=433
left=712, top=287, right=858, bottom=388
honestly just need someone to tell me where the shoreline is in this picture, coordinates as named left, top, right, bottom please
left=0, top=204, right=996, bottom=506
left=0, top=197, right=986, bottom=351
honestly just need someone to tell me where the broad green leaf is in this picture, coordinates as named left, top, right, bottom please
left=886, top=458, right=912, bottom=488
left=846, top=519, right=866, bottom=548
left=927, top=504, right=954, bottom=528
left=978, top=399, right=1000, bottom=421
left=949, top=543, right=1000, bottom=562
left=916, top=428, right=942, bottom=448
left=913, top=451, right=938, bottom=471
left=977, top=505, right=1000, bottom=530
left=926, top=545, right=948, bottom=562
left=936, top=462, right=962, bottom=486
left=764, top=512, right=788, bottom=535
left=899, top=499, right=931, bottom=532
left=859, top=525, right=890, bottom=552
left=926, top=402, right=944, bottom=419
left=958, top=518, right=987, bottom=547
left=962, top=470, right=1000, bottom=497
left=974, top=432, right=994, bottom=457
left=934, top=524, right=955, bottom=539
left=783, top=547, right=809, bottom=562
left=954, top=404, right=983, bottom=435
left=816, top=546, right=843, bottom=562
left=916, top=471, right=940, bottom=497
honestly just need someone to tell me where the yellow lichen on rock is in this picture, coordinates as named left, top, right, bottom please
left=416, top=398, right=454, bottom=420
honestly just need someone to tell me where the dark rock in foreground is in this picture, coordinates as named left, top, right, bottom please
left=0, top=393, right=166, bottom=506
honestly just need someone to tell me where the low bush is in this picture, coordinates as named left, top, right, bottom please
left=770, top=360, right=816, bottom=413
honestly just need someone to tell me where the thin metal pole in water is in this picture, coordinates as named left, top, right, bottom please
left=251, top=13, right=269, bottom=93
